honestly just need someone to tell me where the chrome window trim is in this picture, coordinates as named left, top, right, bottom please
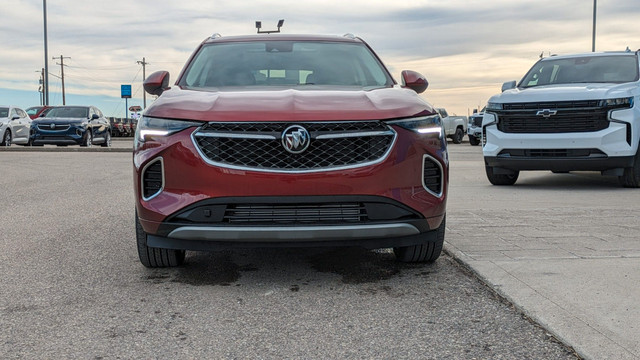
left=190, top=123, right=397, bottom=174
left=422, top=154, right=444, bottom=198
left=315, top=130, right=395, bottom=139
left=194, top=132, right=277, bottom=140
left=141, top=157, right=165, bottom=202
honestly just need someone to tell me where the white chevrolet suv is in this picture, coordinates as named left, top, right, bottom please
left=482, top=51, right=640, bottom=187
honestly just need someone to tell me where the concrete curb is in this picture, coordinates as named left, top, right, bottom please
left=442, top=244, right=584, bottom=359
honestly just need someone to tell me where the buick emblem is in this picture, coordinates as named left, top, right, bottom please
left=282, top=125, right=310, bottom=154
left=536, top=109, right=557, bottom=118
left=50, top=123, right=55, bottom=129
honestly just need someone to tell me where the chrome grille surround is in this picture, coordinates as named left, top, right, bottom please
left=191, top=121, right=397, bottom=173
left=37, top=124, right=70, bottom=131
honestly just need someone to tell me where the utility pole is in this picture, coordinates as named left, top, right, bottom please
left=37, top=69, right=44, bottom=105
left=137, top=57, right=148, bottom=108
left=592, top=0, right=597, bottom=52
left=43, top=0, right=49, bottom=105
left=54, top=55, right=70, bottom=105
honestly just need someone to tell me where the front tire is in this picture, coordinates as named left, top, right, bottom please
left=101, top=131, right=112, bottom=147
left=82, top=130, right=92, bottom=147
left=136, top=212, right=185, bottom=268
left=394, top=215, right=445, bottom=263
left=452, top=128, right=464, bottom=144
left=619, top=149, right=640, bottom=188
left=468, top=135, right=480, bottom=146
left=1, top=130, right=11, bottom=146
left=486, top=165, right=519, bottom=185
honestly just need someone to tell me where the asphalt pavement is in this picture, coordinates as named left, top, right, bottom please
left=0, top=148, right=579, bottom=359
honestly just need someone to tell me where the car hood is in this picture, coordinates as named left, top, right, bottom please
left=33, top=117, right=87, bottom=124
left=143, top=86, right=434, bottom=121
left=489, top=82, right=640, bottom=104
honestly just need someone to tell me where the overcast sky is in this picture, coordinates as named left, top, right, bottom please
left=2, top=0, right=640, bottom=117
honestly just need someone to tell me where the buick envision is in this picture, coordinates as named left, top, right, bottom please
left=134, top=33, right=448, bottom=267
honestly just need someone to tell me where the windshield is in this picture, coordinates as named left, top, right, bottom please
left=0, top=107, right=8, bottom=118
left=179, top=40, right=393, bottom=89
left=26, top=107, right=42, bottom=116
left=46, top=106, right=89, bottom=118
left=520, top=55, right=639, bottom=88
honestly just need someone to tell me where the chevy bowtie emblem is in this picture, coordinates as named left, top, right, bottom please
left=536, top=109, right=557, bottom=118
left=282, top=125, right=310, bottom=154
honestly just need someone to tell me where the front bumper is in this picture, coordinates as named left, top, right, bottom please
left=134, top=125, right=448, bottom=243
left=31, top=125, right=87, bottom=145
left=468, top=126, right=481, bottom=137
left=146, top=223, right=442, bottom=251
left=485, top=153, right=635, bottom=172
left=482, top=113, right=638, bottom=172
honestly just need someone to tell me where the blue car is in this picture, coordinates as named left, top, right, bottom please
left=31, top=105, right=111, bottom=147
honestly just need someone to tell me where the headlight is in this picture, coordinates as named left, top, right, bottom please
left=604, top=97, right=634, bottom=109
left=385, top=114, right=442, bottom=137
left=135, top=116, right=202, bottom=144
left=486, top=102, right=502, bottom=110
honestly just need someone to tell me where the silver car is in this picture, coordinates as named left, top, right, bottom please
left=0, top=106, right=32, bottom=146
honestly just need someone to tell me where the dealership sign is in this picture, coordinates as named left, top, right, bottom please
left=121, top=84, right=132, bottom=99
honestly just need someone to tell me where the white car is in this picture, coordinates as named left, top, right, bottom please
left=483, top=51, right=640, bottom=187
left=0, top=106, right=32, bottom=146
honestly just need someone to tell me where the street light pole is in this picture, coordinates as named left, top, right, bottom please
left=43, top=0, right=49, bottom=105
left=592, top=0, right=597, bottom=52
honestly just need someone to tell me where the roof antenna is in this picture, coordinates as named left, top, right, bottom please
left=256, top=19, right=285, bottom=34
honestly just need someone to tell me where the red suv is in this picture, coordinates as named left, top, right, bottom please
left=134, top=34, right=448, bottom=267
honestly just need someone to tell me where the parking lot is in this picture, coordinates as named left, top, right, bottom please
left=1, top=141, right=638, bottom=358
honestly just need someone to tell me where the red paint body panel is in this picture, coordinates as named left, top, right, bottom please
left=143, top=86, right=433, bottom=122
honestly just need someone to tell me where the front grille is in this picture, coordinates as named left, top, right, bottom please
left=225, top=203, right=366, bottom=224
left=498, top=148, right=606, bottom=158
left=495, top=100, right=610, bottom=133
left=193, top=121, right=395, bottom=172
left=142, top=159, right=163, bottom=199
left=37, top=124, right=69, bottom=131
left=167, top=198, right=423, bottom=226
left=423, top=156, right=443, bottom=197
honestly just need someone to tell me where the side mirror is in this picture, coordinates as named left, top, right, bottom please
left=91, top=114, right=99, bottom=120
left=501, top=81, right=517, bottom=92
left=401, top=70, right=428, bottom=94
left=11, top=115, right=20, bottom=120
left=144, top=71, right=170, bottom=96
